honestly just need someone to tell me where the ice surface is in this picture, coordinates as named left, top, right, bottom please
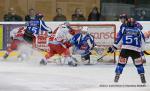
left=0, top=55, right=150, bottom=91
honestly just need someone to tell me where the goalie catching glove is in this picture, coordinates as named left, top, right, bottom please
left=107, top=46, right=117, bottom=53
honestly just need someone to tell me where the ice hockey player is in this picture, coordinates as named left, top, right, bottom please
left=119, top=14, right=146, bottom=63
left=119, top=14, right=143, bottom=30
left=23, top=13, right=52, bottom=43
left=70, top=26, right=95, bottom=64
left=40, top=22, right=77, bottom=66
left=2, top=13, right=52, bottom=60
left=107, top=18, right=146, bottom=83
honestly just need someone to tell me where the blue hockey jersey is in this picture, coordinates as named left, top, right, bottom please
left=120, top=21, right=143, bottom=31
left=70, top=33, right=95, bottom=55
left=114, top=26, right=145, bottom=52
left=26, top=19, right=52, bottom=35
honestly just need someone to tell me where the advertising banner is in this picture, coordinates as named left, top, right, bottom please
left=1, top=21, right=150, bottom=50
left=3, top=24, right=25, bottom=50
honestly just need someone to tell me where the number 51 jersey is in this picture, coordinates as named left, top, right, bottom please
left=114, top=27, right=145, bottom=52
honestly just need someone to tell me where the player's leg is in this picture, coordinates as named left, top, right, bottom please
left=23, top=30, right=35, bottom=43
left=40, top=44, right=55, bottom=65
left=73, top=47, right=91, bottom=64
left=114, top=49, right=129, bottom=83
left=132, top=51, right=146, bottom=83
left=3, top=39, right=20, bottom=59
left=81, top=52, right=91, bottom=64
left=141, top=51, right=146, bottom=64
left=17, top=43, right=33, bottom=61
left=63, top=49, right=78, bottom=66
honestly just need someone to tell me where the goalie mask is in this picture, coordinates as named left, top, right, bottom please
left=81, top=26, right=88, bottom=33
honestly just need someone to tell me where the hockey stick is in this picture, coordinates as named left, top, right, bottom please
left=97, top=52, right=108, bottom=62
left=144, top=51, right=150, bottom=55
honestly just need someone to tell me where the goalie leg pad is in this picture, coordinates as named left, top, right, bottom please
left=81, top=52, right=91, bottom=60
left=81, top=52, right=91, bottom=64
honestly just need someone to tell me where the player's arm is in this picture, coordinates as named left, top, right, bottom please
left=87, top=34, right=95, bottom=50
left=140, top=30, right=146, bottom=51
left=70, top=33, right=80, bottom=46
left=135, top=22, right=143, bottom=30
left=108, top=27, right=125, bottom=53
left=40, top=20, right=52, bottom=33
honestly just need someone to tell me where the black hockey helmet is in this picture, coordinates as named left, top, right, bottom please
left=127, top=18, right=136, bottom=27
left=119, top=14, right=128, bottom=20
left=35, top=13, right=44, bottom=20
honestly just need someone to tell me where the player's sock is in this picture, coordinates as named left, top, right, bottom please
left=115, top=63, right=125, bottom=74
left=135, top=64, right=145, bottom=74
left=140, top=74, right=146, bottom=84
left=114, top=73, right=120, bottom=83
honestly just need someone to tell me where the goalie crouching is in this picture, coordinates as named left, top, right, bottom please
left=70, top=26, right=95, bottom=64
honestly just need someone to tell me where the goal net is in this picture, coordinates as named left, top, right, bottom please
left=70, top=24, right=116, bottom=64
left=35, top=23, right=116, bottom=64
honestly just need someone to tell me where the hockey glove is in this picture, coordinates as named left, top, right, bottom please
left=107, top=46, right=117, bottom=53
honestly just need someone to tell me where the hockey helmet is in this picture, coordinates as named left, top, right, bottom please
left=81, top=26, right=88, bottom=32
left=127, top=18, right=136, bottom=27
left=35, top=13, right=44, bottom=20
left=119, top=14, right=128, bottom=20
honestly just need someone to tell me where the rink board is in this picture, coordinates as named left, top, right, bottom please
left=0, top=51, right=150, bottom=57
left=0, top=25, right=3, bottom=49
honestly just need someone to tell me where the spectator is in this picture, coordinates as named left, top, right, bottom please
left=88, top=7, right=101, bottom=21
left=135, top=10, right=148, bottom=21
left=3, top=8, right=23, bottom=21
left=53, top=8, right=67, bottom=21
left=72, top=8, right=85, bottom=21
left=25, top=8, right=36, bottom=21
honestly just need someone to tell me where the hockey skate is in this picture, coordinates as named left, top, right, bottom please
left=140, top=74, right=146, bottom=84
left=68, top=57, right=78, bottom=67
left=40, top=59, right=47, bottom=65
left=3, top=53, right=9, bottom=59
left=114, top=73, right=120, bottom=83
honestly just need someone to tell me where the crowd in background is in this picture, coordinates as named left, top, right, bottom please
left=3, top=7, right=102, bottom=21
left=3, top=7, right=149, bottom=21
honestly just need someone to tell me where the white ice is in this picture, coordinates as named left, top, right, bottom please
left=0, top=55, right=150, bottom=91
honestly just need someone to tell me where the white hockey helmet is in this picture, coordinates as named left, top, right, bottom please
left=81, top=26, right=88, bottom=32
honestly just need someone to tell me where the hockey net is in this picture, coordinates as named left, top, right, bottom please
left=35, top=23, right=116, bottom=64
left=71, top=24, right=116, bottom=64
